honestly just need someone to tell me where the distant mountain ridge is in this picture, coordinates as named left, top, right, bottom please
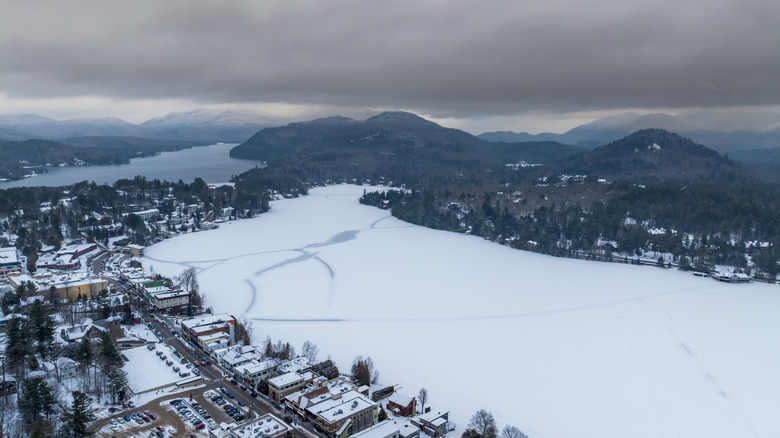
left=0, top=109, right=282, bottom=143
left=479, top=111, right=780, bottom=155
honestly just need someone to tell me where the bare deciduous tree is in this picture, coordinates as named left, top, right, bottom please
left=177, top=267, right=203, bottom=309
left=418, top=387, right=429, bottom=414
left=468, top=409, right=497, bottom=438
left=501, top=425, right=528, bottom=438
left=301, top=340, right=319, bottom=364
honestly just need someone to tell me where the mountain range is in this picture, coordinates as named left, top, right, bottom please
left=478, top=111, right=780, bottom=155
left=0, top=109, right=283, bottom=143
left=230, top=111, right=757, bottom=187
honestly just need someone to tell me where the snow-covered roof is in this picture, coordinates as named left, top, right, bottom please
left=269, top=371, right=304, bottom=388
left=181, top=312, right=235, bottom=330
left=0, top=247, right=19, bottom=266
left=230, top=413, right=291, bottom=438
left=278, top=356, right=309, bottom=373
left=388, top=392, right=414, bottom=406
left=350, top=420, right=400, bottom=438
left=313, top=390, right=376, bottom=423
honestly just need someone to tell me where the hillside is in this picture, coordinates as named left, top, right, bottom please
left=548, top=129, right=747, bottom=184
left=230, top=111, right=581, bottom=184
left=58, top=136, right=205, bottom=153
left=0, top=139, right=141, bottom=180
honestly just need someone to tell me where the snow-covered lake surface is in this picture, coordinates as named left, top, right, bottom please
left=144, top=185, right=780, bottom=438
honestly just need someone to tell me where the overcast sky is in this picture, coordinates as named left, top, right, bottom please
left=1, top=0, right=778, bottom=133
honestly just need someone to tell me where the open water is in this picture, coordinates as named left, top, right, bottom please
left=0, top=143, right=264, bottom=188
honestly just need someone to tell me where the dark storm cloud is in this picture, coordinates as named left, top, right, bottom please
left=1, top=0, right=778, bottom=118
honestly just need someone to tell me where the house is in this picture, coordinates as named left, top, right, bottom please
left=411, top=411, right=449, bottom=437
left=61, top=322, right=106, bottom=342
left=92, top=316, right=122, bottom=340
left=44, top=357, right=79, bottom=380
left=386, top=392, right=417, bottom=417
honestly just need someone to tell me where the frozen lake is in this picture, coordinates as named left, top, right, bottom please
left=144, top=184, right=780, bottom=438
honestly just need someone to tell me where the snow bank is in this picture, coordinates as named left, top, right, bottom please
left=144, top=185, right=780, bottom=438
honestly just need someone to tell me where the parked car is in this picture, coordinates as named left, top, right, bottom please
left=237, top=399, right=245, bottom=407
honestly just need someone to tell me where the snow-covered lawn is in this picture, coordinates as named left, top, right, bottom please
left=144, top=185, right=780, bottom=438
left=123, top=345, right=185, bottom=394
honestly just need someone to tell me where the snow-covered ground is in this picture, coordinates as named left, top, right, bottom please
left=123, top=345, right=181, bottom=393
left=143, top=185, right=780, bottom=438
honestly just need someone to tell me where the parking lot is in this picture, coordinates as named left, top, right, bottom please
left=92, top=393, right=213, bottom=438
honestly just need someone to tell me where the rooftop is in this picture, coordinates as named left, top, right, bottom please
left=181, top=313, right=235, bottom=330
left=229, top=413, right=291, bottom=438
left=350, top=420, right=400, bottom=438
left=314, top=390, right=376, bottom=423
left=269, top=371, right=304, bottom=388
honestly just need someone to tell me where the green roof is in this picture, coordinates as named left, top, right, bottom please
left=143, top=279, right=172, bottom=288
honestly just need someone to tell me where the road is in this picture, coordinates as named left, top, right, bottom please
left=118, top=278, right=319, bottom=438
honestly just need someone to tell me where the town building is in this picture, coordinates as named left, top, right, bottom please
left=181, top=313, right=236, bottom=346
left=208, top=413, right=291, bottom=438
left=307, top=389, right=379, bottom=438
left=349, top=419, right=421, bottom=438
left=235, top=359, right=277, bottom=386
left=0, top=247, right=21, bottom=280
left=269, top=370, right=317, bottom=403
left=148, top=289, right=190, bottom=310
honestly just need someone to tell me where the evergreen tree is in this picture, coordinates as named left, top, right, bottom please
left=60, top=390, right=97, bottom=437
left=105, top=367, right=128, bottom=404
left=18, top=376, right=57, bottom=426
left=27, top=300, right=55, bottom=360
left=97, top=332, right=122, bottom=372
left=5, top=317, right=33, bottom=377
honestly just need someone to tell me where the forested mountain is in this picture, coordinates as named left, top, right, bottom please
left=229, top=111, right=778, bottom=277
left=58, top=136, right=204, bottom=153
left=230, top=111, right=582, bottom=185
left=547, top=129, right=747, bottom=183
left=0, top=138, right=201, bottom=181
